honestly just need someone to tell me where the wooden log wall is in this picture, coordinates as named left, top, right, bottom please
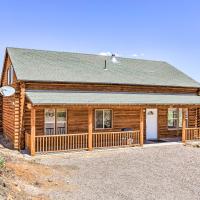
left=1, top=53, right=20, bottom=149
left=0, top=95, right=2, bottom=134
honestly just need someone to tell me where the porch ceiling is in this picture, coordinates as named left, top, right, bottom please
left=26, top=91, right=200, bottom=105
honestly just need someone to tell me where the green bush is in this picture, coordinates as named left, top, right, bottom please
left=0, top=156, right=5, bottom=168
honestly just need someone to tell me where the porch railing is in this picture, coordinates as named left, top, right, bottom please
left=93, top=131, right=140, bottom=148
left=26, top=130, right=141, bottom=154
left=35, top=133, right=88, bottom=153
left=185, top=128, right=200, bottom=141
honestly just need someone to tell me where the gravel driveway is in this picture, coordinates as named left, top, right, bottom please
left=34, top=144, right=200, bottom=200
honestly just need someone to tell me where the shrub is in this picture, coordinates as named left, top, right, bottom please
left=0, top=156, right=5, bottom=168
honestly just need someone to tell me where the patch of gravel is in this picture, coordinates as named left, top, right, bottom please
left=34, top=144, right=200, bottom=200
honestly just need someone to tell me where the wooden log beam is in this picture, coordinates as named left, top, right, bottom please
left=30, top=107, right=36, bottom=156
left=33, top=104, right=200, bottom=110
left=19, top=82, right=25, bottom=149
left=182, top=108, right=186, bottom=143
left=140, top=108, right=144, bottom=146
left=88, top=107, right=93, bottom=151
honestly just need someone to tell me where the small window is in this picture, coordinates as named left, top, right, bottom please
left=95, top=109, right=112, bottom=129
left=168, top=108, right=188, bottom=129
left=45, top=109, right=55, bottom=135
left=7, top=66, right=14, bottom=85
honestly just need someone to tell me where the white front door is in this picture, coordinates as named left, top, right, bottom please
left=146, top=109, right=158, bottom=140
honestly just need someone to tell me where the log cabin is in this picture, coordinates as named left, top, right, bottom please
left=1, top=47, right=200, bottom=155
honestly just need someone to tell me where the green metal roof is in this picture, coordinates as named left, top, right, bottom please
left=26, top=91, right=200, bottom=105
left=7, top=47, right=200, bottom=88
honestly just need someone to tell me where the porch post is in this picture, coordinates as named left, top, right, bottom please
left=182, top=108, right=186, bottom=143
left=140, top=108, right=144, bottom=146
left=30, top=107, right=36, bottom=156
left=88, top=107, right=93, bottom=151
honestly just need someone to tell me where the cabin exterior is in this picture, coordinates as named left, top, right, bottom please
left=1, top=47, right=200, bottom=155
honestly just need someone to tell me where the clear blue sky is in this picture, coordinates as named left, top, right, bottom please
left=0, top=0, right=200, bottom=82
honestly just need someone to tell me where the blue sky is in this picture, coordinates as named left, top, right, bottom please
left=0, top=0, right=200, bottom=81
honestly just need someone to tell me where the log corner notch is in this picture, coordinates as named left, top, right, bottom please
left=30, top=107, right=36, bottom=156
left=182, top=108, right=186, bottom=144
left=88, top=107, right=93, bottom=151
left=140, top=108, right=144, bottom=146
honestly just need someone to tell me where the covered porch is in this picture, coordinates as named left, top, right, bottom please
left=24, top=91, right=200, bottom=155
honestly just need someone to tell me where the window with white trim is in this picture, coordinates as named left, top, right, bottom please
left=168, top=108, right=188, bottom=129
left=7, top=66, right=14, bottom=85
left=95, top=109, right=112, bottom=129
left=45, top=109, right=67, bottom=135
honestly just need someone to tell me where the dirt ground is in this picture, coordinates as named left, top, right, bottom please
left=1, top=134, right=200, bottom=200
left=0, top=135, right=77, bottom=200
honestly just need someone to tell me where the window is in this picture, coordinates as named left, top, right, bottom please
left=168, top=108, right=188, bottom=129
left=45, top=109, right=55, bottom=135
left=56, top=109, right=67, bottom=134
left=45, top=109, right=67, bottom=135
left=95, top=109, right=112, bottom=129
left=7, top=66, right=14, bottom=85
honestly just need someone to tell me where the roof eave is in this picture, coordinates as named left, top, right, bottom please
left=19, top=79, right=200, bottom=89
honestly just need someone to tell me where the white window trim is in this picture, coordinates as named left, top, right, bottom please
left=95, top=109, right=113, bottom=130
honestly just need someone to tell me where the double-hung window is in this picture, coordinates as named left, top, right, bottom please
left=95, top=109, right=112, bottom=129
left=45, top=109, right=67, bottom=135
left=168, top=108, right=188, bottom=129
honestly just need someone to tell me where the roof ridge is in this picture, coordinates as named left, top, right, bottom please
left=6, top=47, right=165, bottom=63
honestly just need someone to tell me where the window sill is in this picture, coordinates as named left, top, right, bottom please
left=168, top=128, right=182, bottom=131
left=94, top=128, right=113, bottom=131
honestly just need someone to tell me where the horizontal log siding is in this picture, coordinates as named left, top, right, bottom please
left=2, top=96, right=15, bottom=143
left=24, top=102, right=31, bottom=134
left=68, top=109, right=88, bottom=133
left=14, top=92, right=20, bottom=149
left=25, top=82, right=199, bottom=95
left=24, top=108, right=44, bottom=136
left=36, top=109, right=45, bottom=135
left=188, top=108, right=198, bottom=127
left=0, top=96, right=2, bottom=134
left=1, top=54, right=20, bottom=148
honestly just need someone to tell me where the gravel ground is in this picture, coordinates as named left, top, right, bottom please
left=34, top=144, right=200, bottom=200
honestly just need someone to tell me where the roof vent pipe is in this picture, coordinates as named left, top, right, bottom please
left=104, top=60, right=108, bottom=70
